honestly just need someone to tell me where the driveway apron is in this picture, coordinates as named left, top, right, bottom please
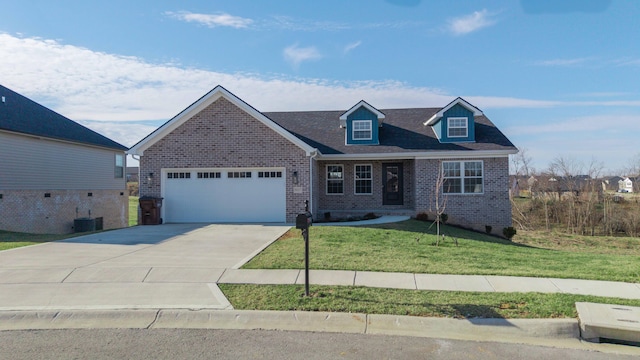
left=0, top=224, right=290, bottom=310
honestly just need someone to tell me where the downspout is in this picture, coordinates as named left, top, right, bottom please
left=309, top=149, right=319, bottom=217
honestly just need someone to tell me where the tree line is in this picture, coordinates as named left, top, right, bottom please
left=510, top=149, right=640, bottom=237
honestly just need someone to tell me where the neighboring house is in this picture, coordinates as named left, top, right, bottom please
left=128, top=86, right=517, bottom=230
left=531, top=174, right=598, bottom=197
left=126, top=167, right=139, bottom=182
left=619, top=177, right=634, bottom=193
left=0, top=84, right=129, bottom=234
left=602, top=176, right=624, bottom=191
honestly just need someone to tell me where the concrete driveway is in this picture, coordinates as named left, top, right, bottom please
left=0, top=224, right=290, bottom=311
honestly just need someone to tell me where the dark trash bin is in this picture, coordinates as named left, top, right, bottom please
left=139, top=196, right=163, bottom=225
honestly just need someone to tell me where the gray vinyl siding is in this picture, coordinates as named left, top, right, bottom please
left=0, top=131, right=126, bottom=190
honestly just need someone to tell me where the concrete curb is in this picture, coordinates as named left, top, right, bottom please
left=2, top=309, right=639, bottom=355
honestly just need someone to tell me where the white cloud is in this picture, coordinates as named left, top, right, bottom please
left=506, top=114, right=640, bottom=136
left=165, top=11, right=253, bottom=29
left=343, top=41, right=362, bottom=54
left=2, top=33, right=640, bottom=151
left=447, top=9, right=497, bottom=35
left=283, top=43, right=322, bottom=69
left=77, top=121, right=161, bottom=148
left=535, top=58, right=589, bottom=66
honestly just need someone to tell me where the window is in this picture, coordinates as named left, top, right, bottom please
left=258, top=171, right=282, bottom=178
left=167, top=172, right=191, bottom=179
left=326, top=165, right=344, bottom=194
left=197, top=172, right=221, bottom=179
left=228, top=171, right=252, bottom=179
left=354, top=164, right=372, bottom=194
left=447, top=117, right=468, bottom=138
left=352, top=120, right=372, bottom=140
left=442, top=161, right=483, bottom=194
left=115, top=154, right=124, bottom=178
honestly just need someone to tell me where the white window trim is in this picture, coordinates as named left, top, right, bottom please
left=442, top=160, right=484, bottom=195
left=354, top=164, right=373, bottom=195
left=326, top=164, right=344, bottom=195
left=115, top=153, right=124, bottom=179
left=447, top=117, right=468, bottom=138
left=352, top=120, right=373, bottom=141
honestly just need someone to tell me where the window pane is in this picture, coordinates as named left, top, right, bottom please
left=448, top=118, right=468, bottom=137
left=464, top=162, right=482, bottom=176
left=327, top=166, right=343, bottom=179
left=355, top=180, right=372, bottom=194
left=327, top=165, right=343, bottom=194
left=353, top=120, right=372, bottom=140
left=115, top=154, right=124, bottom=178
left=443, top=178, right=461, bottom=193
left=465, top=177, right=483, bottom=193
left=327, top=180, right=343, bottom=194
left=443, top=162, right=460, bottom=177
left=355, top=165, right=371, bottom=179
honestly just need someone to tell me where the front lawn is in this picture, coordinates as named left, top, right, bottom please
left=220, top=284, right=640, bottom=319
left=243, top=220, right=640, bottom=283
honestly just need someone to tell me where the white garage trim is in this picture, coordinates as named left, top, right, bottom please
left=161, top=167, right=286, bottom=223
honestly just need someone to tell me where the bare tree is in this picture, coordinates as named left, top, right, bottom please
left=511, top=147, right=534, bottom=177
left=430, top=162, right=448, bottom=239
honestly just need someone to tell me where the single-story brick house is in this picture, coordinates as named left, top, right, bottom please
left=0, top=84, right=129, bottom=234
left=128, top=86, right=517, bottom=230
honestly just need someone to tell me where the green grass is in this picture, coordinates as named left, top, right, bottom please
left=0, top=231, right=78, bottom=251
left=129, top=196, right=139, bottom=226
left=243, top=220, right=640, bottom=283
left=220, top=284, right=640, bottom=319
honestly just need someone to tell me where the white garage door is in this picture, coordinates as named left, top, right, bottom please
left=162, top=168, right=286, bottom=223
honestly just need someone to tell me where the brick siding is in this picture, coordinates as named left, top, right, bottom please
left=139, top=97, right=310, bottom=222
left=414, top=157, right=512, bottom=232
left=317, top=159, right=414, bottom=215
left=0, top=189, right=128, bottom=234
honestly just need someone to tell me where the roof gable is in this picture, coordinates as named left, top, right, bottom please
left=423, top=97, right=484, bottom=126
left=339, top=100, right=385, bottom=128
left=0, top=84, right=127, bottom=151
left=128, top=85, right=315, bottom=156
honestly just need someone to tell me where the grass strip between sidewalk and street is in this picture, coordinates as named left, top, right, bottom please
left=219, top=284, right=640, bottom=319
left=242, top=220, right=640, bottom=283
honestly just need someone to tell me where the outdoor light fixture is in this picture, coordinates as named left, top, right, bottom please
left=292, top=171, right=299, bottom=184
left=147, top=172, right=154, bottom=183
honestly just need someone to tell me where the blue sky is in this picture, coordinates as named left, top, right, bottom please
left=1, top=0, right=639, bottom=173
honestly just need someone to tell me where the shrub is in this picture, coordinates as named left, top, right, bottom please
left=363, top=212, right=378, bottom=220
left=485, top=225, right=492, bottom=234
left=440, top=213, right=448, bottom=224
left=503, top=226, right=517, bottom=240
left=415, top=212, right=429, bottom=222
left=127, top=182, right=139, bottom=196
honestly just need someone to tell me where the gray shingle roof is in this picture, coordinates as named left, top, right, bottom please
left=0, top=84, right=127, bottom=151
left=264, top=108, right=516, bottom=155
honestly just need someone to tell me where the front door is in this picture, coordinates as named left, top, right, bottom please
left=382, top=163, right=403, bottom=205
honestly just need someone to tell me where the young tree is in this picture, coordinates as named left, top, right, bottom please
left=430, top=161, right=448, bottom=239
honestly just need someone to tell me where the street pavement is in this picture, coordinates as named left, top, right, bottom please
left=0, top=220, right=639, bottom=355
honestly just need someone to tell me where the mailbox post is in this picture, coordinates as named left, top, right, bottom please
left=296, top=200, right=312, bottom=297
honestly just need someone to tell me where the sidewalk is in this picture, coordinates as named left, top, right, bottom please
left=218, top=269, right=640, bottom=299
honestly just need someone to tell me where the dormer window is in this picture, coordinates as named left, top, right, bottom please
left=352, top=120, right=372, bottom=140
left=340, top=100, right=384, bottom=145
left=447, top=117, right=468, bottom=138
left=424, top=97, right=481, bottom=143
